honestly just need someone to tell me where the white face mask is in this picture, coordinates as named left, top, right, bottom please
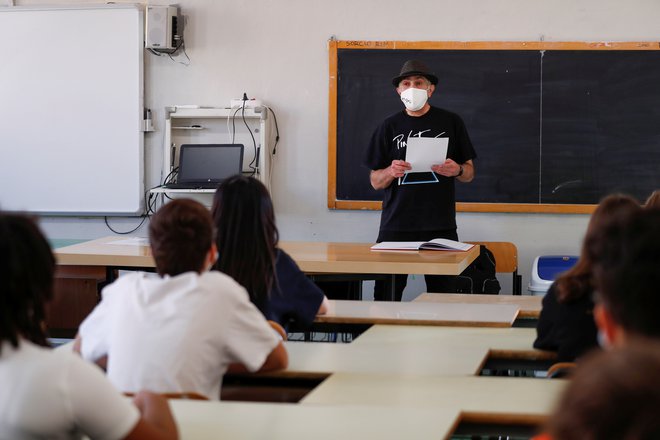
left=400, top=87, right=428, bottom=112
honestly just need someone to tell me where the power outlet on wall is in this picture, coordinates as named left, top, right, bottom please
left=230, top=98, right=263, bottom=108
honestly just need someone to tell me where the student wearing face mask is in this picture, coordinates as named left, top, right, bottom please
left=586, top=207, right=660, bottom=349
left=363, top=59, right=477, bottom=301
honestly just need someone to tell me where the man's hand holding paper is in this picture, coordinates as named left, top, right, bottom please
left=432, top=158, right=462, bottom=177
left=387, top=159, right=412, bottom=178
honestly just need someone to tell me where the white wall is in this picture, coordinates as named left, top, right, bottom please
left=15, top=0, right=660, bottom=298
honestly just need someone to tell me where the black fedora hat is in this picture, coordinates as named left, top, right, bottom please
left=391, top=60, right=438, bottom=87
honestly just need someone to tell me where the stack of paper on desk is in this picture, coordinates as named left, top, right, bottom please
left=371, top=239, right=474, bottom=252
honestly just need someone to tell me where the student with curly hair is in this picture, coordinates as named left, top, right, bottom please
left=0, top=213, right=177, bottom=439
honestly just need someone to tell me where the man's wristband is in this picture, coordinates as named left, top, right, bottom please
left=456, top=164, right=464, bottom=177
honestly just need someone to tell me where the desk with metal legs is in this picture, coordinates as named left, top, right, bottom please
left=55, top=237, right=480, bottom=302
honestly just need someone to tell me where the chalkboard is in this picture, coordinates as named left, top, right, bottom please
left=0, top=5, right=144, bottom=216
left=328, top=41, right=660, bottom=213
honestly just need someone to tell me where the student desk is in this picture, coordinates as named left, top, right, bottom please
left=413, top=292, right=543, bottom=319
left=278, top=339, right=489, bottom=377
left=355, top=325, right=557, bottom=372
left=54, top=236, right=480, bottom=301
left=237, top=326, right=555, bottom=381
left=224, top=329, right=560, bottom=437
left=301, top=373, right=565, bottom=425
left=173, top=378, right=563, bottom=439
left=227, top=332, right=529, bottom=402
left=225, top=339, right=485, bottom=405
left=47, top=239, right=108, bottom=337
left=315, top=299, right=519, bottom=328
left=169, top=400, right=460, bottom=440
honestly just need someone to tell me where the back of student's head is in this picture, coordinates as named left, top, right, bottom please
left=645, top=189, right=660, bottom=209
left=211, top=175, right=278, bottom=308
left=586, top=208, right=660, bottom=338
left=547, top=342, right=660, bottom=440
left=149, top=198, right=214, bottom=276
left=555, top=193, right=641, bottom=303
left=0, top=213, right=54, bottom=353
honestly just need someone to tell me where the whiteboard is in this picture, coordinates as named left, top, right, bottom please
left=0, top=5, right=144, bottom=215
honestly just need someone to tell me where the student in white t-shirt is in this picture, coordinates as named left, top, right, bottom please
left=76, top=198, right=288, bottom=400
left=0, top=213, right=178, bottom=440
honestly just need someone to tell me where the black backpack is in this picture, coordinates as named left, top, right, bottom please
left=454, top=245, right=501, bottom=294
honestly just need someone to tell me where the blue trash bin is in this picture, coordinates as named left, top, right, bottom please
left=528, top=255, right=579, bottom=296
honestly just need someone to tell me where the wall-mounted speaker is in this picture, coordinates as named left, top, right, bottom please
left=145, top=6, right=179, bottom=50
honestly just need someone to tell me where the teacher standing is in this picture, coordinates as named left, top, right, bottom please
left=363, top=60, right=477, bottom=301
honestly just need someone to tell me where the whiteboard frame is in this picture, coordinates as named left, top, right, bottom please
left=0, top=4, right=144, bottom=216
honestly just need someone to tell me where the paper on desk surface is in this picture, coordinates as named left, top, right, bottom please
left=404, top=137, right=448, bottom=172
left=107, top=237, right=149, bottom=246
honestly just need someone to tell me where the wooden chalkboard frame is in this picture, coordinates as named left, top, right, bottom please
left=327, top=40, right=660, bottom=214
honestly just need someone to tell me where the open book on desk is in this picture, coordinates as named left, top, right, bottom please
left=371, top=239, right=474, bottom=252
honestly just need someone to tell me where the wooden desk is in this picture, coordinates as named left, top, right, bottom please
left=55, top=236, right=478, bottom=273
left=55, top=236, right=154, bottom=267
left=356, top=325, right=557, bottom=372
left=47, top=239, right=107, bottom=337
left=302, top=373, right=565, bottom=424
left=249, top=328, right=555, bottom=380
left=280, top=241, right=479, bottom=276
left=413, top=292, right=543, bottom=319
left=169, top=400, right=460, bottom=440
left=356, top=325, right=541, bottom=351
left=276, top=340, right=488, bottom=377
left=225, top=337, right=510, bottom=402
left=222, top=328, right=560, bottom=436
left=55, top=237, right=480, bottom=301
left=316, top=299, right=519, bottom=328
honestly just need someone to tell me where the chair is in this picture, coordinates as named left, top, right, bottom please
left=467, top=241, right=522, bottom=295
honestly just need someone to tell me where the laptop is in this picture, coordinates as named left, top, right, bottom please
left=164, top=144, right=244, bottom=189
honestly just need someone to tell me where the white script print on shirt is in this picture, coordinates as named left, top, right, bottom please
left=393, top=130, right=446, bottom=150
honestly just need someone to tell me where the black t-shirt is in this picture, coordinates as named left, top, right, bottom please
left=262, top=249, right=325, bottom=329
left=533, top=281, right=600, bottom=362
left=363, top=106, right=476, bottom=233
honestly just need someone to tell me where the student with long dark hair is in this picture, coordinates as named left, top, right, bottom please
left=0, top=213, right=178, bottom=439
left=534, top=194, right=641, bottom=361
left=212, top=176, right=328, bottom=329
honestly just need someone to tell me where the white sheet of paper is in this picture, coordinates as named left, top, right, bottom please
left=404, top=137, right=449, bottom=172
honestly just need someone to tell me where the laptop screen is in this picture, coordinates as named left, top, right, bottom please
left=178, top=144, right=244, bottom=184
